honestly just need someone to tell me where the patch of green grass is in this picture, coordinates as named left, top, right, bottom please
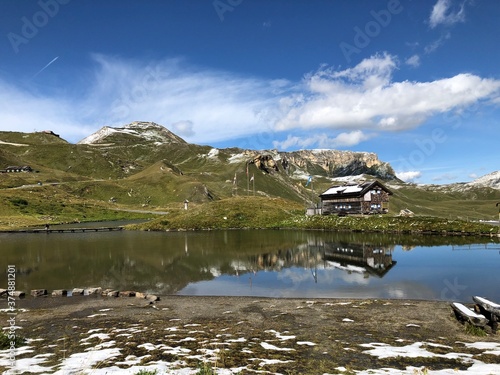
left=133, top=197, right=499, bottom=237
left=134, top=370, right=158, bottom=375
left=132, top=196, right=303, bottom=231
left=464, top=323, right=487, bottom=337
left=0, top=330, right=26, bottom=349
left=196, top=362, right=216, bottom=375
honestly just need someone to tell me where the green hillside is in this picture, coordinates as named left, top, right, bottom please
left=1, top=124, right=499, bottom=229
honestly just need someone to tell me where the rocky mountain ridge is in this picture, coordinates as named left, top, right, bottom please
left=79, top=122, right=397, bottom=181
left=468, top=171, right=500, bottom=190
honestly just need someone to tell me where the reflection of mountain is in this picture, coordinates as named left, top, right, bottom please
left=322, top=242, right=396, bottom=278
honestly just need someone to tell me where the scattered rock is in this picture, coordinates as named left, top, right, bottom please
left=72, top=288, right=85, bottom=296
left=85, top=287, right=103, bottom=295
left=52, top=289, right=68, bottom=297
left=31, top=289, right=47, bottom=297
left=119, top=291, right=136, bottom=297
left=146, top=294, right=160, bottom=302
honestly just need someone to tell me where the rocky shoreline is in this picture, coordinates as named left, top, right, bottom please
left=2, top=296, right=500, bottom=374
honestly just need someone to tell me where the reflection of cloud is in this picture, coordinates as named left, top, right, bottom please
left=278, top=266, right=371, bottom=287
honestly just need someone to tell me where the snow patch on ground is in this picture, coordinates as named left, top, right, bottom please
left=228, top=153, right=247, bottom=164
left=3, top=323, right=500, bottom=375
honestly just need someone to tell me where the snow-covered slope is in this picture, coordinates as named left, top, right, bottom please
left=467, top=171, right=500, bottom=189
left=78, top=121, right=186, bottom=145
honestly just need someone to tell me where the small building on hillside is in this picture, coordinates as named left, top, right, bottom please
left=319, top=180, right=392, bottom=216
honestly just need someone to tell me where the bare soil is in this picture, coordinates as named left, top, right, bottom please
left=2, top=296, right=500, bottom=374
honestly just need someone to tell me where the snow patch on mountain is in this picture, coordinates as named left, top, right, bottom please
left=78, top=122, right=186, bottom=145
left=468, top=171, right=500, bottom=189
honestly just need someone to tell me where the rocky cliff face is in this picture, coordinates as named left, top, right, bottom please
left=282, top=149, right=397, bottom=180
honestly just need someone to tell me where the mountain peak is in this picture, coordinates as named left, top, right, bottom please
left=78, top=121, right=187, bottom=145
left=468, top=171, right=500, bottom=189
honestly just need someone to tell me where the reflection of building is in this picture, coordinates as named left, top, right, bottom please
left=322, top=242, right=396, bottom=278
left=244, top=239, right=396, bottom=279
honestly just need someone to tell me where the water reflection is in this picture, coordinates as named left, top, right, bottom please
left=322, top=241, right=396, bottom=278
left=1, top=229, right=499, bottom=302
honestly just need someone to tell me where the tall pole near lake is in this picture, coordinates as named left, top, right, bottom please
left=496, top=202, right=500, bottom=235
left=246, top=164, right=249, bottom=196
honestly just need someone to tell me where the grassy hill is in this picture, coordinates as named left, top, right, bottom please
left=1, top=125, right=499, bottom=229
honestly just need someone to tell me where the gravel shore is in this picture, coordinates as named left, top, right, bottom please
left=2, top=296, right=500, bottom=374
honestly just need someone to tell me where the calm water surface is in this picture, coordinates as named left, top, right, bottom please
left=2, top=229, right=499, bottom=302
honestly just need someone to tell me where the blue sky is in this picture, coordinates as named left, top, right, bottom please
left=0, top=0, right=499, bottom=184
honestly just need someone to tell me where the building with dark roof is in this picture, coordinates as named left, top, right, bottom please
left=319, top=180, right=392, bottom=215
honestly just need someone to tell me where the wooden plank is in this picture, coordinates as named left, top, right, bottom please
left=473, top=296, right=500, bottom=316
left=0, top=226, right=124, bottom=234
left=451, top=302, right=489, bottom=327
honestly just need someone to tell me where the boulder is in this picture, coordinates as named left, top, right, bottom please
left=31, top=289, right=47, bottom=297
left=119, top=291, right=136, bottom=297
left=51, top=289, right=68, bottom=297
left=72, top=288, right=85, bottom=296
left=84, top=287, right=102, bottom=295
left=146, top=294, right=160, bottom=302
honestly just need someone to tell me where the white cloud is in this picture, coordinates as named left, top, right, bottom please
left=170, top=120, right=195, bottom=137
left=276, top=54, right=500, bottom=133
left=396, top=171, right=422, bottom=182
left=0, top=79, right=87, bottom=139
left=429, top=0, right=467, bottom=28
left=1, top=52, right=499, bottom=153
left=0, top=55, right=283, bottom=144
left=431, top=173, right=458, bottom=182
left=424, top=32, right=451, bottom=54
left=405, top=54, right=420, bottom=68
left=273, top=130, right=372, bottom=150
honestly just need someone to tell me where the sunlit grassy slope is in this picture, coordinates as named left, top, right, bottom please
left=1, top=130, right=499, bottom=229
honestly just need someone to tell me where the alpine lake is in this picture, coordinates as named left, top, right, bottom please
left=3, top=223, right=500, bottom=303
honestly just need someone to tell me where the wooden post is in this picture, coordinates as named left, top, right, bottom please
left=246, top=164, right=249, bottom=196
left=497, top=203, right=500, bottom=235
